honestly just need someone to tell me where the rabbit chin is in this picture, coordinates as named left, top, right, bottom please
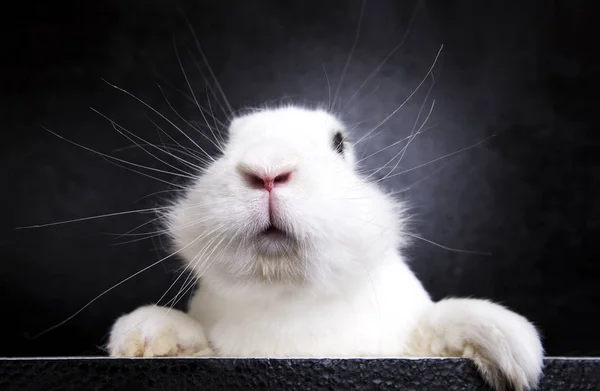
left=209, top=232, right=318, bottom=284
left=252, top=229, right=297, bottom=257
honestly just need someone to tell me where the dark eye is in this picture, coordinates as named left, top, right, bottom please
left=332, top=131, right=344, bottom=156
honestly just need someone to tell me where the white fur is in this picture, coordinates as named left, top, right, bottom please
left=407, top=298, right=543, bottom=390
left=108, top=305, right=212, bottom=357
left=108, top=106, right=544, bottom=390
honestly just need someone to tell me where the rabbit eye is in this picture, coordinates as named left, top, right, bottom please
left=332, top=131, right=344, bottom=156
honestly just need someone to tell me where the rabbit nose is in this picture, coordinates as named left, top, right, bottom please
left=243, top=171, right=293, bottom=192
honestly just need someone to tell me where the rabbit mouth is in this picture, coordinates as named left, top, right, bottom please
left=260, top=224, right=287, bottom=238
left=253, top=224, right=297, bottom=256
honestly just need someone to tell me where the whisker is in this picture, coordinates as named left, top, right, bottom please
left=16, top=206, right=169, bottom=229
left=153, top=78, right=227, bottom=128
left=341, top=0, right=422, bottom=114
left=353, top=217, right=491, bottom=256
left=30, top=231, right=210, bottom=339
left=136, top=143, right=206, bottom=173
left=205, top=86, right=226, bottom=146
left=19, top=185, right=231, bottom=231
left=381, top=134, right=496, bottom=181
left=404, top=233, right=491, bottom=256
left=167, top=231, right=230, bottom=310
left=322, top=63, right=332, bottom=111
left=180, top=11, right=234, bottom=116
left=366, top=99, right=435, bottom=181
left=91, top=107, right=201, bottom=176
left=156, top=80, right=224, bottom=153
left=144, top=116, right=212, bottom=168
left=101, top=79, right=216, bottom=162
left=388, top=159, right=456, bottom=196
left=352, top=44, right=444, bottom=147
left=357, top=132, right=413, bottom=164
left=134, top=188, right=186, bottom=202
left=42, top=127, right=197, bottom=181
left=111, top=216, right=218, bottom=246
left=109, top=214, right=216, bottom=241
left=169, top=39, right=225, bottom=152
left=187, top=49, right=233, bottom=122
left=167, top=224, right=244, bottom=310
left=377, top=98, right=436, bottom=181
left=98, top=156, right=189, bottom=190
left=103, top=226, right=226, bottom=348
left=157, top=225, right=226, bottom=307
left=331, top=0, right=366, bottom=111
left=113, top=142, right=206, bottom=164
left=110, top=215, right=165, bottom=240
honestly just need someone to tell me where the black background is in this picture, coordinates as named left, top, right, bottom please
left=0, top=0, right=597, bottom=357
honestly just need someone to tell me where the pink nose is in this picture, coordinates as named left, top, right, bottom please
left=245, top=172, right=292, bottom=192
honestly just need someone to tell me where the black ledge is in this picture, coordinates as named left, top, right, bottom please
left=1, top=357, right=598, bottom=390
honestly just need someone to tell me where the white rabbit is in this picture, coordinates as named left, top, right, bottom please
left=108, top=106, right=543, bottom=391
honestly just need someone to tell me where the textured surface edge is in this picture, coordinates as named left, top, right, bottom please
left=0, top=358, right=598, bottom=391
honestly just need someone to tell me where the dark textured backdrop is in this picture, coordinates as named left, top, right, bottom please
left=0, top=0, right=597, bottom=357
